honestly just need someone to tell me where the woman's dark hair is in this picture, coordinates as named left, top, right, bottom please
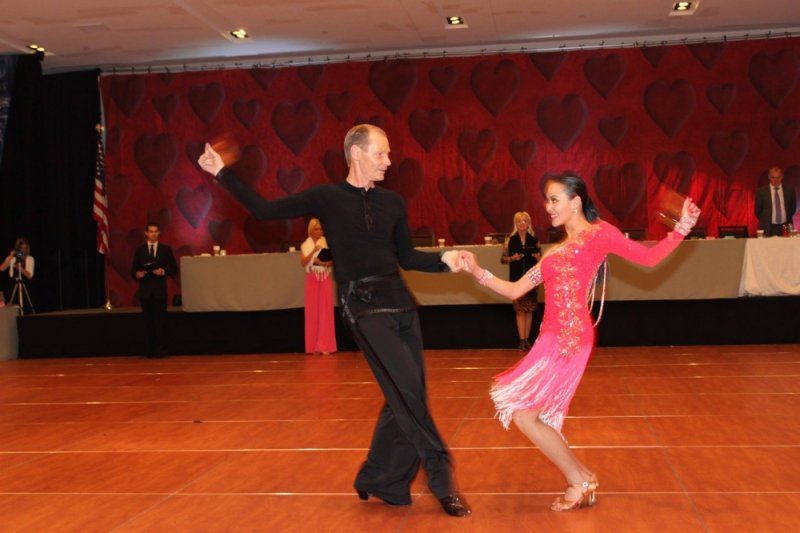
left=540, top=172, right=600, bottom=222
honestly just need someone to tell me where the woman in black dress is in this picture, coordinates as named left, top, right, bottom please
left=501, top=212, right=541, bottom=350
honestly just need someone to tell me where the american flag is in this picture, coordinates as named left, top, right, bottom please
left=93, top=126, right=110, bottom=255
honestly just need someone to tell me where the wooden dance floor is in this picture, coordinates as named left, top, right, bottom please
left=1, top=345, right=798, bottom=532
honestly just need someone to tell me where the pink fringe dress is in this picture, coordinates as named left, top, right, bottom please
left=491, top=221, right=685, bottom=434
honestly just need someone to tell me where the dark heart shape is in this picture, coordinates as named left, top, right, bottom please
left=644, top=80, right=696, bottom=138
left=770, top=118, right=800, bottom=150
left=529, top=51, right=569, bottom=80
left=713, top=184, right=748, bottom=220
left=470, top=59, right=520, bottom=116
left=429, top=66, right=457, bottom=95
left=640, top=46, right=668, bottom=68
left=594, top=163, right=647, bottom=222
left=297, top=65, right=325, bottom=90
left=353, top=115, right=385, bottom=128
left=749, top=48, right=800, bottom=108
left=653, top=151, right=695, bottom=195
left=508, top=139, right=537, bottom=170
left=230, top=144, right=268, bottom=189
left=325, top=92, right=353, bottom=121
left=151, top=94, right=179, bottom=123
left=438, top=175, right=465, bottom=206
left=244, top=217, right=292, bottom=253
left=233, top=99, right=261, bottom=129
left=108, top=228, right=144, bottom=281
left=536, top=94, right=588, bottom=152
left=368, top=59, right=418, bottom=113
left=208, top=219, right=235, bottom=247
left=176, top=185, right=213, bottom=229
left=147, top=207, right=172, bottom=231
left=708, top=130, right=749, bottom=177
left=598, top=116, right=628, bottom=148
left=272, top=100, right=320, bottom=155
left=277, top=167, right=305, bottom=194
left=249, top=68, right=281, bottom=91
left=134, top=133, right=178, bottom=187
left=449, top=220, right=479, bottom=245
left=458, top=129, right=497, bottom=174
left=706, top=83, right=737, bottom=115
left=323, top=148, right=348, bottom=182
left=188, top=83, right=225, bottom=125
left=408, top=108, right=448, bottom=152
left=109, top=76, right=146, bottom=118
left=185, top=142, right=205, bottom=172
left=477, top=180, right=528, bottom=231
left=107, top=174, right=132, bottom=214
left=383, top=158, right=424, bottom=201
left=687, top=42, right=726, bottom=70
left=583, top=53, right=625, bottom=99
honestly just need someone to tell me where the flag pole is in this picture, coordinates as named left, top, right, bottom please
left=95, top=122, right=113, bottom=310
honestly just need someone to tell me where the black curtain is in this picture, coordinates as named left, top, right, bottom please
left=0, top=55, right=104, bottom=312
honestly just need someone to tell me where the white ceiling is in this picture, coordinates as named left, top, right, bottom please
left=1, top=0, right=799, bottom=74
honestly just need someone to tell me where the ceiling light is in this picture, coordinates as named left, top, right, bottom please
left=669, top=1, right=698, bottom=16
left=27, top=44, right=46, bottom=53
left=229, top=29, right=249, bottom=39
left=445, top=16, right=468, bottom=29
left=674, top=1, right=691, bottom=10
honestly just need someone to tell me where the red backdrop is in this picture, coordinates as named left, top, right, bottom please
left=101, top=38, right=800, bottom=306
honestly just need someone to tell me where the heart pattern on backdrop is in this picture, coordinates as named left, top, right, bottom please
left=458, top=129, right=497, bottom=174
left=594, top=163, right=647, bottom=222
left=244, top=217, right=293, bottom=253
left=151, top=94, right=179, bottom=123
left=230, top=144, right=268, bottom=189
left=323, top=148, right=348, bottom=182
left=249, top=67, right=280, bottom=91
left=109, top=76, right=146, bottom=117
left=146, top=207, right=172, bottom=231
left=640, top=46, right=668, bottom=68
left=529, top=51, right=569, bottom=80
left=770, top=118, right=800, bottom=150
left=688, top=42, right=727, bottom=70
left=748, top=48, right=800, bottom=108
left=536, top=94, right=588, bottom=152
left=208, top=219, right=235, bottom=247
left=598, top=116, right=628, bottom=147
left=134, top=133, right=178, bottom=187
left=583, top=53, right=625, bottom=99
left=188, top=83, right=225, bottom=125
left=408, top=108, right=448, bottom=151
left=233, top=99, right=261, bottom=129
left=298, top=65, right=325, bottom=91
left=277, top=167, right=305, bottom=194
left=325, top=92, right=354, bottom=121
left=271, top=100, right=320, bottom=155
left=508, top=140, right=537, bottom=169
left=176, top=185, right=212, bottom=228
left=108, top=228, right=144, bottom=280
left=438, top=175, right=465, bottom=206
left=644, top=80, right=696, bottom=138
left=383, top=158, right=424, bottom=200
left=653, top=151, right=695, bottom=195
left=708, top=130, right=749, bottom=177
left=470, top=59, right=520, bottom=116
left=107, top=174, right=132, bottom=213
left=477, top=180, right=528, bottom=231
left=706, top=83, right=737, bottom=115
left=713, top=184, right=748, bottom=220
left=429, top=66, right=457, bottom=95
left=449, top=220, right=479, bottom=244
left=368, top=59, right=418, bottom=113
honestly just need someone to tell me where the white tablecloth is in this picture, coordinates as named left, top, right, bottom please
left=739, top=237, right=800, bottom=296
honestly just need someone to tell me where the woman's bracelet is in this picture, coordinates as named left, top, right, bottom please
left=477, top=269, right=495, bottom=285
left=673, top=214, right=697, bottom=236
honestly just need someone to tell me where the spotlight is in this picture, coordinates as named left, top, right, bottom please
left=446, top=16, right=464, bottom=26
left=230, top=29, right=249, bottom=39
left=673, top=1, right=691, bottom=11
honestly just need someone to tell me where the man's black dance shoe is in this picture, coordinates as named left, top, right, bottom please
left=438, top=493, right=472, bottom=517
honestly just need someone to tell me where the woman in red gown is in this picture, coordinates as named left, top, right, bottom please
left=460, top=173, right=700, bottom=512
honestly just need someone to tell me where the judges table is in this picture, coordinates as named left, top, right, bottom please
left=181, top=237, right=797, bottom=312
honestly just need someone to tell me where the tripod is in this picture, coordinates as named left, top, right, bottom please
left=9, top=263, right=34, bottom=316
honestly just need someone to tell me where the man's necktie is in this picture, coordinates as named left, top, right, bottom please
left=774, top=187, right=783, bottom=224
left=149, top=244, right=155, bottom=258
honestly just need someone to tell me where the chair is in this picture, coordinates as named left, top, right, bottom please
left=409, top=233, right=435, bottom=247
left=547, top=227, right=566, bottom=243
left=687, top=228, right=707, bottom=240
left=718, top=225, right=749, bottom=239
left=621, top=228, right=647, bottom=241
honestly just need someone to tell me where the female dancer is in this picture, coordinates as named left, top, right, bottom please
left=459, top=173, right=699, bottom=511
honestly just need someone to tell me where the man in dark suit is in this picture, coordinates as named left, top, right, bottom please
left=131, top=222, right=178, bottom=357
left=755, top=166, right=797, bottom=236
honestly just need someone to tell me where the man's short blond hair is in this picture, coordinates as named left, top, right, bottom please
left=344, top=124, right=385, bottom=166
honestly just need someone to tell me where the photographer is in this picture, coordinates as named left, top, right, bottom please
left=0, top=237, right=35, bottom=311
